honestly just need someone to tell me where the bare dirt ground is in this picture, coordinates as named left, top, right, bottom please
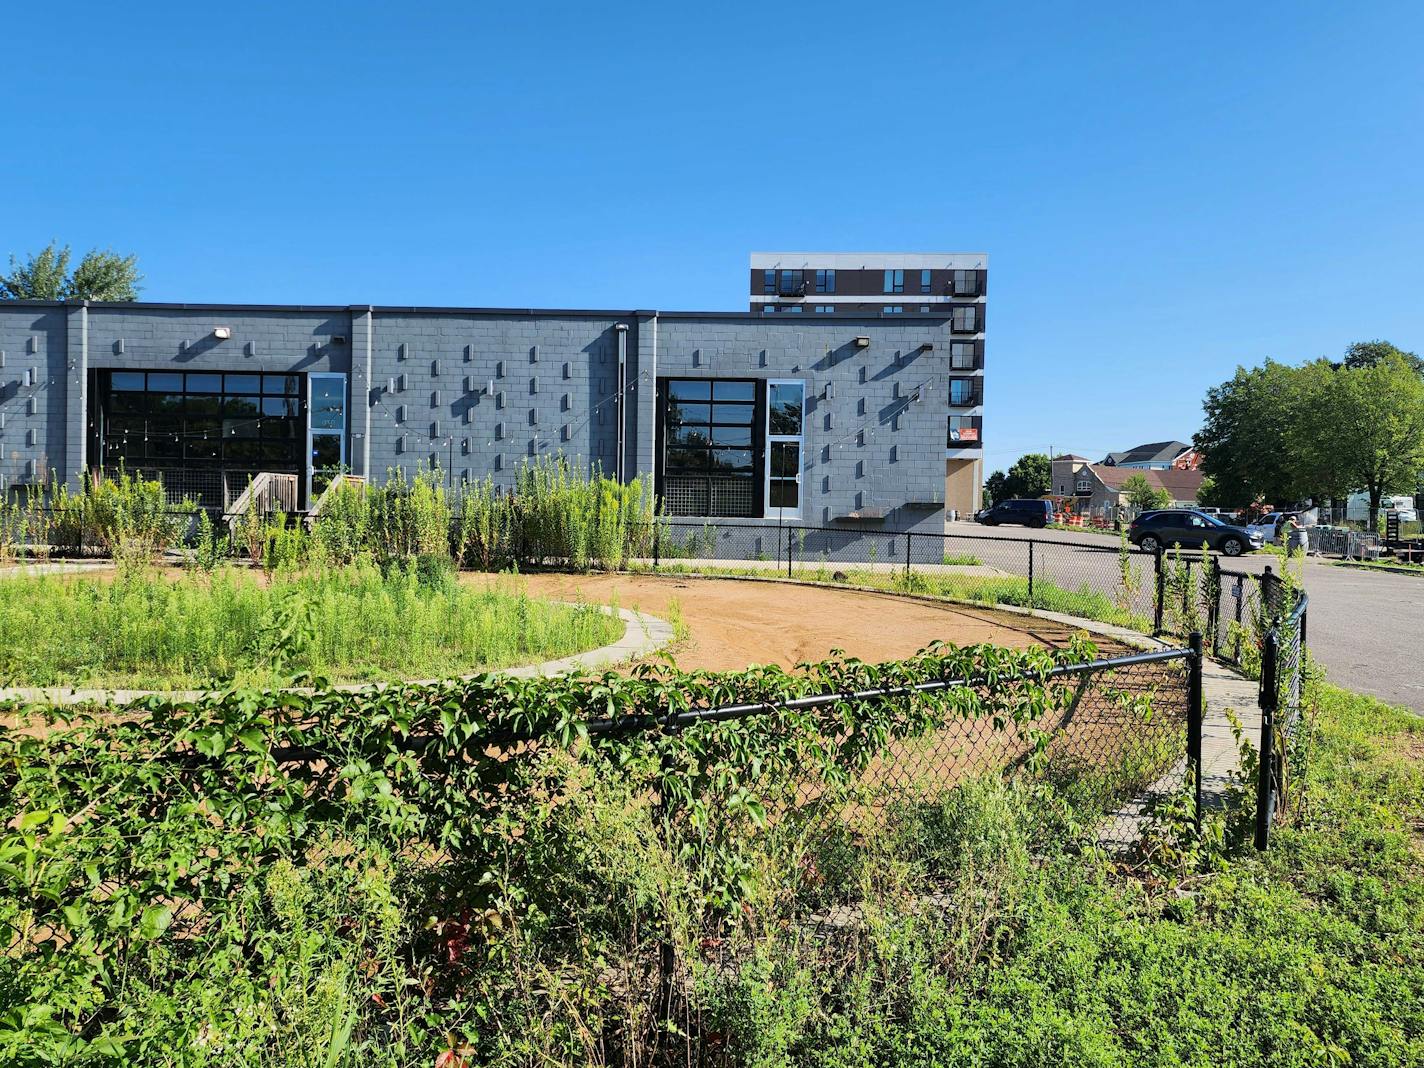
left=468, top=571, right=1126, bottom=672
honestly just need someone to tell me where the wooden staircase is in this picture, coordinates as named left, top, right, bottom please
left=305, top=473, right=366, bottom=526
left=225, top=472, right=300, bottom=532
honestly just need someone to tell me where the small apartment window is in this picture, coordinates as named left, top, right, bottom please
left=950, top=341, right=977, bottom=369
left=953, top=269, right=978, bottom=296
left=814, top=305, right=834, bottom=313
left=920, top=269, right=932, bottom=293
left=952, top=305, right=978, bottom=332
left=948, top=414, right=982, bottom=445
left=762, top=269, right=776, bottom=295
left=767, top=380, right=804, bottom=515
left=884, top=268, right=905, bottom=294
left=785, top=305, right=802, bottom=313
left=763, top=305, right=776, bottom=313
left=815, top=269, right=836, bottom=293
left=949, top=377, right=979, bottom=407
left=882, top=305, right=903, bottom=315
left=919, top=306, right=931, bottom=313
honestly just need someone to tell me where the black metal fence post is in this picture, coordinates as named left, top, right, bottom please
left=653, top=524, right=660, bottom=568
left=1027, top=540, right=1036, bottom=608
left=1153, top=548, right=1166, bottom=635
left=1207, top=558, right=1222, bottom=657
left=905, top=531, right=912, bottom=581
left=1255, top=628, right=1279, bottom=850
left=1187, top=630, right=1204, bottom=832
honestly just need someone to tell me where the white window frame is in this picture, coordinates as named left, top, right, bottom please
left=765, top=378, right=804, bottom=519
left=307, top=372, right=348, bottom=501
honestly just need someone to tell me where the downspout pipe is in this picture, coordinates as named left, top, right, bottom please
left=615, top=323, right=628, bottom=483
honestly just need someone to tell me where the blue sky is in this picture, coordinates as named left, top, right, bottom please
left=4, top=1, right=1422, bottom=470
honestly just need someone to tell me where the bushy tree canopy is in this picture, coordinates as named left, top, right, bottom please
left=1195, top=344, right=1424, bottom=519
left=985, top=453, right=1050, bottom=505
left=1, top=242, right=142, bottom=302
left=1122, top=473, right=1171, bottom=511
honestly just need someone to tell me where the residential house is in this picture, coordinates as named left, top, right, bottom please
left=1065, top=464, right=1206, bottom=519
left=1101, top=440, right=1201, bottom=470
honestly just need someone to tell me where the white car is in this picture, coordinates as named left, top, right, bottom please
left=1246, top=512, right=1294, bottom=543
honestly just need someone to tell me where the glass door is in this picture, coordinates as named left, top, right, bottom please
left=307, top=373, right=347, bottom=501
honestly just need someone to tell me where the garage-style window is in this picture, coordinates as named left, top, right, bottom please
left=660, top=378, right=758, bottom=517
left=97, top=369, right=304, bottom=472
left=766, top=380, right=804, bottom=516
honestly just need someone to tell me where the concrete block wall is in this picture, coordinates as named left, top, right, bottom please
left=0, top=301, right=954, bottom=532
left=368, top=312, right=624, bottom=488
left=0, top=305, right=69, bottom=488
left=655, top=314, right=950, bottom=533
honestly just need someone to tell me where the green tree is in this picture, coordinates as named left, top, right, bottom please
left=0, top=242, right=70, bottom=300
left=984, top=469, right=1007, bottom=507
left=1194, top=359, right=1312, bottom=507
left=1301, top=352, right=1424, bottom=522
left=1001, top=453, right=1051, bottom=500
left=1341, top=339, right=1423, bottom=374
left=1, top=242, right=142, bottom=301
left=1122, top=473, right=1170, bottom=511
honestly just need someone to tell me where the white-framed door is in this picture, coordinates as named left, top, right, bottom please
left=307, top=372, right=348, bottom=502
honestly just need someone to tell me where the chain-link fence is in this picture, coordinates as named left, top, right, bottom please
left=574, top=643, right=1203, bottom=908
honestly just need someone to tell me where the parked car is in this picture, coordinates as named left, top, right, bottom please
left=1127, top=509, right=1265, bottom=556
left=975, top=499, right=1053, bottom=529
left=1246, top=511, right=1298, bottom=544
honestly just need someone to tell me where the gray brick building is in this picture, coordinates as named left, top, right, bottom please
left=750, top=253, right=987, bottom=516
left=0, top=297, right=958, bottom=533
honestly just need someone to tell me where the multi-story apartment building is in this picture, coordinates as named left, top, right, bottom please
left=749, top=253, right=986, bottom=517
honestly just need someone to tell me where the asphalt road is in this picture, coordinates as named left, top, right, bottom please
left=944, top=521, right=1423, bottom=712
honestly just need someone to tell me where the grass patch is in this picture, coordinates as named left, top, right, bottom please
left=941, top=551, right=982, bottom=566
left=0, top=562, right=622, bottom=689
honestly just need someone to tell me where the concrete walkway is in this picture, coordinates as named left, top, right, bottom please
left=0, top=560, right=114, bottom=579
left=0, top=604, right=675, bottom=708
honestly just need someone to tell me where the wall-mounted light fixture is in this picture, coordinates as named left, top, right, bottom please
left=213, top=326, right=232, bottom=340
left=853, top=336, right=870, bottom=349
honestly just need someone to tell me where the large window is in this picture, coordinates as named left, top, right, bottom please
left=952, top=305, right=978, bottom=332
left=766, top=380, right=804, bottom=515
left=953, top=268, right=979, bottom=296
left=97, top=369, right=304, bottom=472
left=949, top=376, right=981, bottom=407
left=660, top=378, right=758, bottom=517
left=778, top=269, right=804, bottom=296
left=762, top=269, right=776, bottom=295
left=920, top=268, right=932, bottom=294
left=815, top=269, right=836, bottom=293
left=884, top=268, right=905, bottom=294
left=950, top=341, right=978, bottom=370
